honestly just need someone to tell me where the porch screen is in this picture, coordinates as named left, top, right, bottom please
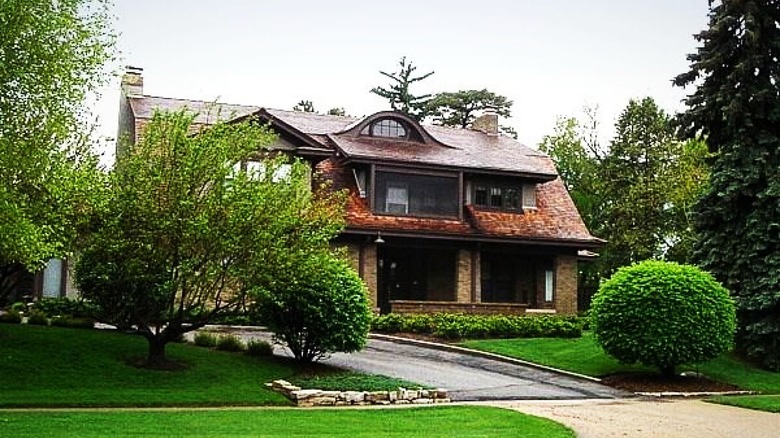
left=375, top=171, right=458, bottom=217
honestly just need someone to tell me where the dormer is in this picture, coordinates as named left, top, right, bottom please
left=337, top=111, right=448, bottom=147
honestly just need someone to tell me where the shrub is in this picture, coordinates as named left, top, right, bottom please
left=0, top=310, right=22, bottom=324
left=253, top=255, right=371, bottom=363
left=215, top=334, right=246, bottom=352
left=50, top=316, right=94, bottom=329
left=246, top=339, right=274, bottom=356
left=10, top=302, right=27, bottom=314
left=590, top=260, right=736, bottom=377
left=370, top=313, right=582, bottom=340
left=26, top=310, right=49, bottom=326
left=31, top=298, right=99, bottom=319
left=193, top=332, right=218, bottom=348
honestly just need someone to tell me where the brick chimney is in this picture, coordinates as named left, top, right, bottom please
left=121, top=66, right=144, bottom=97
left=471, top=106, right=499, bottom=137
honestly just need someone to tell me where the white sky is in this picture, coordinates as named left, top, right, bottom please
left=91, top=0, right=711, bottom=165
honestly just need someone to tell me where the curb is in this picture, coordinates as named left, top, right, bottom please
left=635, top=390, right=758, bottom=398
left=368, top=333, right=603, bottom=383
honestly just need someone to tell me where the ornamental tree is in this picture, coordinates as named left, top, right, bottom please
left=76, top=109, right=346, bottom=367
left=674, top=0, right=780, bottom=369
left=590, top=261, right=736, bottom=377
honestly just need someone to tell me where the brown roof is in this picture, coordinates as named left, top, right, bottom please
left=316, top=158, right=601, bottom=246
left=127, top=95, right=599, bottom=246
left=129, top=96, right=259, bottom=125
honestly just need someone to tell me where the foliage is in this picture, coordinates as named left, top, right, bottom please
left=193, top=332, right=218, bottom=348
left=426, top=89, right=516, bottom=137
left=292, top=100, right=315, bottom=112
left=287, top=371, right=428, bottom=392
left=31, top=297, right=99, bottom=319
left=252, top=255, right=371, bottom=363
left=674, top=0, right=780, bottom=371
left=10, top=302, right=27, bottom=313
left=50, top=316, right=94, bottom=329
left=0, top=407, right=576, bottom=438
left=215, top=334, right=246, bottom=352
left=26, top=310, right=49, bottom=326
left=0, top=0, right=114, bottom=299
left=371, top=313, right=583, bottom=340
left=590, top=261, right=736, bottom=376
left=245, top=339, right=274, bottom=356
left=539, top=101, right=709, bottom=304
left=0, top=310, right=22, bottom=324
left=76, top=109, right=346, bottom=366
left=370, top=56, right=434, bottom=121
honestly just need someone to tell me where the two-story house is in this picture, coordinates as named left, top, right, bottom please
left=118, top=68, right=603, bottom=316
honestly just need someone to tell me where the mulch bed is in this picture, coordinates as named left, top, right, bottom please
left=601, top=373, right=741, bottom=393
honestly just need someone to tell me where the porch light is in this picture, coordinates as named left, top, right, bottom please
left=374, top=232, right=385, bottom=244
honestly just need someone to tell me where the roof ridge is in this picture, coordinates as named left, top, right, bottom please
left=136, top=94, right=259, bottom=108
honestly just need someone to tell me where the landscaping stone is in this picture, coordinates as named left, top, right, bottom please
left=268, top=381, right=450, bottom=407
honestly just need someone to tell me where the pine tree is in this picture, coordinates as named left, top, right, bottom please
left=370, top=56, right=434, bottom=121
left=674, top=0, right=780, bottom=370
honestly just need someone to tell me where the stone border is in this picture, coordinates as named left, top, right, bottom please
left=267, top=380, right=450, bottom=407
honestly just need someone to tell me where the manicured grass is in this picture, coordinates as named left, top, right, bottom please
left=0, top=324, right=295, bottom=407
left=461, top=332, right=780, bottom=393
left=288, top=370, right=430, bottom=391
left=0, top=406, right=575, bottom=437
left=462, top=332, right=654, bottom=376
left=708, top=395, right=780, bottom=413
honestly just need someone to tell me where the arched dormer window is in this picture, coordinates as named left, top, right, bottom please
left=359, top=117, right=423, bottom=142
left=338, top=111, right=449, bottom=147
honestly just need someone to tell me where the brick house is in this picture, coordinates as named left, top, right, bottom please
left=118, top=68, right=602, bottom=316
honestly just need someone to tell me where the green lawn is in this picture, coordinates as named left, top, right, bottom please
left=0, top=406, right=574, bottom=438
left=708, top=395, right=780, bottom=413
left=462, top=332, right=780, bottom=412
left=0, top=324, right=414, bottom=408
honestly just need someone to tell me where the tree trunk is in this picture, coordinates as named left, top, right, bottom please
left=659, top=364, right=677, bottom=378
left=146, top=336, right=169, bottom=368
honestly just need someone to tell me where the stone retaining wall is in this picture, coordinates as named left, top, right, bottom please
left=268, top=380, right=450, bottom=407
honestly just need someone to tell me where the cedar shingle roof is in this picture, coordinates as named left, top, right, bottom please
left=126, top=95, right=601, bottom=246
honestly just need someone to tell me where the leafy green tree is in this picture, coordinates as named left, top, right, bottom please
left=251, top=254, right=371, bottom=363
left=76, top=109, right=346, bottom=367
left=674, top=0, right=780, bottom=370
left=0, top=0, right=114, bottom=303
left=540, top=101, right=708, bottom=306
left=591, top=261, right=735, bottom=377
left=370, top=56, right=434, bottom=121
left=426, top=89, right=516, bottom=137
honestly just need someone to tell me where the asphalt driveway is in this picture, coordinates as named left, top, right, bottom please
left=324, top=337, right=627, bottom=401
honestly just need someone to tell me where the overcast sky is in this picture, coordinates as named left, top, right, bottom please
left=92, top=0, right=711, bottom=164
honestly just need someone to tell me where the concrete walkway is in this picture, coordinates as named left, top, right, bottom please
left=487, top=398, right=780, bottom=438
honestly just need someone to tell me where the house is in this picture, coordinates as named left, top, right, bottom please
left=117, top=68, right=603, bottom=316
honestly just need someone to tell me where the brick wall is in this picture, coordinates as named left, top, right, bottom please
left=554, top=255, right=578, bottom=315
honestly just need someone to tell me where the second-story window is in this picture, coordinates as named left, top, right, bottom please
left=474, top=185, right=521, bottom=211
left=375, top=170, right=458, bottom=217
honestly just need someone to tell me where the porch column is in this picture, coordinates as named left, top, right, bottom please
left=343, top=243, right=378, bottom=310
left=361, top=244, right=379, bottom=309
left=554, top=255, right=578, bottom=315
left=456, top=249, right=473, bottom=303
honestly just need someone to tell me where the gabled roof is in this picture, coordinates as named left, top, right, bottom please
left=128, top=96, right=259, bottom=124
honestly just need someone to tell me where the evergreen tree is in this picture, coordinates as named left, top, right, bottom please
left=370, top=56, right=434, bottom=121
left=674, top=0, right=780, bottom=370
left=426, top=89, right=517, bottom=137
left=293, top=100, right=316, bottom=113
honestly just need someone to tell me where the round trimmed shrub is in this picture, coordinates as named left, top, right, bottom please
left=590, top=260, right=736, bottom=376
